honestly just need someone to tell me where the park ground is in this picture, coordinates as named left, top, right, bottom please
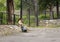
left=0, top=25, right=60, bottom=42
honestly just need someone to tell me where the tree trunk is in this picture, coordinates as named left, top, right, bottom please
left=20, top=0, right=22, bottom=19
left=49, top=4, right=53, bottom=19
left=28, top=8, right=31, bottom=26
left=7, top=0, right=14, bottom=24
left=33, top=0, right=39, bottom=26
left=56, top=1, right=59, bottom=18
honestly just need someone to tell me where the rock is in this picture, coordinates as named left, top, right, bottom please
left=0, top=25, right=21, bottom=36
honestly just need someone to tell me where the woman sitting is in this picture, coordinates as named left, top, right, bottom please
left=18, top=18, right=27, bottom=32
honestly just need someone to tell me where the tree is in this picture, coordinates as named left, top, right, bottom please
left=56, top=1, right=59, bottom=18
left=33, top=0, right=39, bottom=26
left=20, top=0, right=23, bottom=19
left=7, top=0, right=14, bottom=24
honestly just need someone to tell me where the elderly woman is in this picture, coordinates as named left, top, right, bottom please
left=18, top=18, right=27, bottom=32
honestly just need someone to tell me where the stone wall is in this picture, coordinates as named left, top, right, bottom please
left=39, top=19, right=60, bottom=27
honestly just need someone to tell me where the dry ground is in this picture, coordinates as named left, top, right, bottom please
left=0, top=26, right=60, bottom=42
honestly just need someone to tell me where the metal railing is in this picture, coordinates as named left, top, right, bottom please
left=0, top=12, right=19, bottom=25
left=0, top=11, right=60, bottom=26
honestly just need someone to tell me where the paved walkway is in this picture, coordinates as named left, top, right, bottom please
left=0, top=28, right=60, bottom=42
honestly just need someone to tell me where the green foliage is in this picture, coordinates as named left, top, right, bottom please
left=15, top=15, right=19, bottom=24
left=2, top=14, right=7, bottom=24
left=54, top=13, right=57, bottom=19
left=0, top=0, right=6, bottom=11
left=38, top=14, right=50, bottom=20
left=0, top=0, right=60, bottom=11
left=14, top=0, right=20, bottom=10
left=0, top=0, right=20, bottom=11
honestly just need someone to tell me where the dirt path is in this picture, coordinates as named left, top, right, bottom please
left=0, top=28, right=60, bottom=42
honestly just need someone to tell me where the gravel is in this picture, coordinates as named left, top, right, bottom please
left=0, top=25, right=60, bottom=42
left=0, top=25, right=21, bottom=36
